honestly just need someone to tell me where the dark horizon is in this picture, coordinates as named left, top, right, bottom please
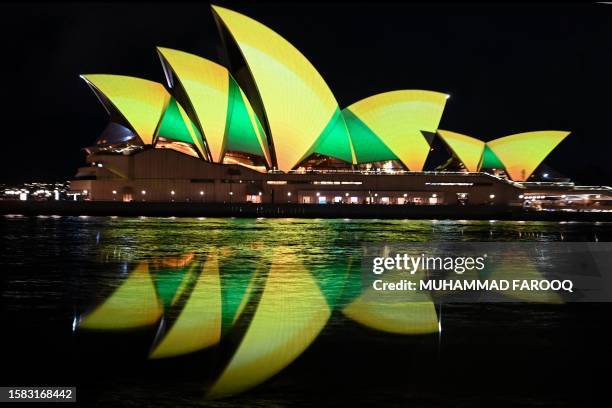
left=2, top=2, right=611, bottom=184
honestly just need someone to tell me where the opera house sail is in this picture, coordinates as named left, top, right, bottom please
left=70, top=5, right=611, bottom=211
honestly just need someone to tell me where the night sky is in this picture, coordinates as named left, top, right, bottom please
left=1, top=2, right=611, bottom=184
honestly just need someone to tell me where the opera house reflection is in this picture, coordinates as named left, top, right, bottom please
left=76, top=247, right=346, bottom=398
left=74, top=238, right=570, bottom=399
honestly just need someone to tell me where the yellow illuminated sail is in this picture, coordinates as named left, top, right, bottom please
left=79, top=262, right=163, bottom=330
left=157, top=47, right=229, bottom=162
left=212, top=5, right=352, bottom=171
left=81, top=74, right=170, bottom=145
left=346, top=90, right=448, bottom=170
left=486, top=131, right=569, bottom=181
left=437, top=129, right=485, bottom=172
left=208, top=251, right=331, bottom=398
left=150, top=256, right=222, bottom=359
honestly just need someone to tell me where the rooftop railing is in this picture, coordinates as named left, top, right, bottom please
left=271, top=169, right=503, bottom=177
left=573, top=185, right=612, bottom=192
left=269, top=169, right=519, bottom=186
left=518, top=181, right=576, bottom=188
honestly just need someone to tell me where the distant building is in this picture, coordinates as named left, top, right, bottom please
left=1, top=182, right=69, bottom=201
left=70, top=5, right=612, bottom=211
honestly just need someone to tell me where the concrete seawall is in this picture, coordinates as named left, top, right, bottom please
left=1, top=201, right=611, bottom=221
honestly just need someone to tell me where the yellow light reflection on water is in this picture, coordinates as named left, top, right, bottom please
left=80, top=262, right=163, bottom=330
left=208, top=250, right=331, bottom=398
left=150, top=255, right=222, bottom=359
left=343, top=268, right=439, bottom=335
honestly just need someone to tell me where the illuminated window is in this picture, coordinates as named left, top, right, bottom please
left=246, top=194, right=262, bottom=203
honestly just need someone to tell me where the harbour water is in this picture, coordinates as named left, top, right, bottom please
left=1, top=216, right=611, bottom=406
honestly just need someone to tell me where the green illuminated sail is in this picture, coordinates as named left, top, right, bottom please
left=224, top=76, right=270, bottom=162
left=479, top=144, right=505, bottom=170
left=156, top=97, right=206, bottom=156
left=308, top=108, right=355, bottom=164
left=342, top=109, right=399, bottom=163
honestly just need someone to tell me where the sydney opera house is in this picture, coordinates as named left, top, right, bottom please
left=70, top=5, right=612, bottom=210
